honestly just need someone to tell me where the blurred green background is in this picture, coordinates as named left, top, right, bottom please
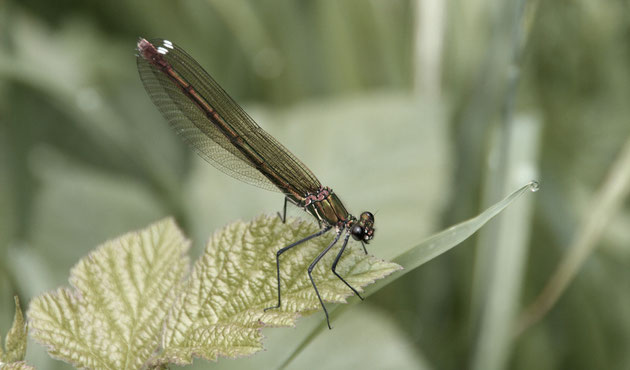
left=2, top=0, right=630, bottom=369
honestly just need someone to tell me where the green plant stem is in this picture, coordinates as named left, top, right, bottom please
left=468, top=0, right=542, bottom=367
left=516, top=136, right=630, bottom=335
left=471, top=117, right=540, bottom=370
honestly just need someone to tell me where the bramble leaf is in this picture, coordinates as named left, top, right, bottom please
left=153, top=215, right=401, bottom=365
left=28, top=216, right=400, bottom=368
left=28, top=218, right=190, bottom=369
left=1, top=296, right=28, bottom=364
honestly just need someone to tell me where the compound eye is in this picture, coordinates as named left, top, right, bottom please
left=351, top=225, right=365, bottom=241
left=360, top=211, right=374, bottom=222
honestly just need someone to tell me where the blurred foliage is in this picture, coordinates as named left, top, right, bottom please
left=0, top=0, right=629, bottom=369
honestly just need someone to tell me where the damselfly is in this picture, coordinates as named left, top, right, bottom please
left=136, top=38, right=375, bottom=329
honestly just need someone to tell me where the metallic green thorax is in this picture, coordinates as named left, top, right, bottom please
left=304, top=190, right=351, bottom=226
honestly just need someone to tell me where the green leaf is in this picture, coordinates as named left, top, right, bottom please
left=28, top=218, right=190, bottom=369
left=27, top=215, right=400, bottom=369
left=392, top=181, right=539, bottom=274
left=152, top=215, right=401, bottom=365
left=1, top=296, right=28, bottom=363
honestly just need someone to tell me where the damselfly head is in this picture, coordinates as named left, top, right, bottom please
left=137, top=38, right=153, bottom=58
left=350, top=211, right=375, bottom=243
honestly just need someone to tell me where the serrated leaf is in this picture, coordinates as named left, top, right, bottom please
left=26, top=215, right=400, bottom=368
left=1, top=296, right=28, bottom=363
left=153, top=215, right=401, bottom=365
left=28, top=218, right=190, bottom=369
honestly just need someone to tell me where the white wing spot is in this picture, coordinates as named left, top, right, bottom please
left=157, top=46, right=169, bottom=55
left=163, top=40, right=174, bottom=49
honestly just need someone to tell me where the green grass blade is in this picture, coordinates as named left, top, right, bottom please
left=390, top=181, right=538, bottom=279
left=279, top=181, right=539, bottom=369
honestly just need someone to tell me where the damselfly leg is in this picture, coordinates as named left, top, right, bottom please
left=332, top=233, right=364, bottom=300
left=277, top=197, right=288, bottom=223
left=265, top=226, right=332, bottom=312
left=307, top=229, right=343, bottom=329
